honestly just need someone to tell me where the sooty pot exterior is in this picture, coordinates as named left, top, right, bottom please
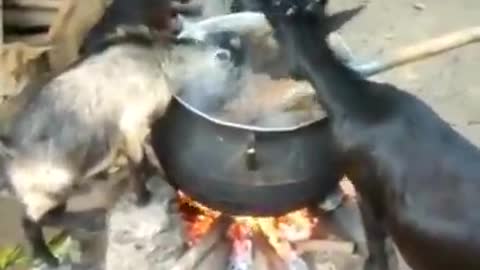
left=151, top=98, right=342, bottom=216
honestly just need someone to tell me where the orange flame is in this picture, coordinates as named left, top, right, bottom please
left=177, top=191, right=318, bottom=257
left=178, top=191, right=221, bottom=246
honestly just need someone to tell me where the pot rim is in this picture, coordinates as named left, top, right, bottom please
left=172, top=94, right=326, bottom=132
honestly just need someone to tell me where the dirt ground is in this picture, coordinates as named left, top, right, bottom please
left=332, top=0, right=480, bottom=144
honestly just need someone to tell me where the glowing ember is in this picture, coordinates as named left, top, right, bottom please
left=178, top=191, right=221, bottom=246
left=177, top=191, right=318, bottom=258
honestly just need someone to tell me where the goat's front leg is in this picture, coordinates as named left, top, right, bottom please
left=359, top=199, right=398, bottom=270
left=21, top=202, right=67, bottom=267
left=22, top=216, right=58, bottom=266
left=122, top=127, right=154, bottom=207
left=127, top=154, right=153, bottom=207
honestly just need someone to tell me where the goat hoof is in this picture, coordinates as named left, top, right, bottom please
left=364, top=257, right=385, bottom=270
left=134, top=190, right=152, bottom=207
left=35, top=252, right=59, bottom=268
left=46, top=257, right=60, bottom=268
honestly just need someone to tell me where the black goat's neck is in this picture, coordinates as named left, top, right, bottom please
left=278, top=22, right=370, bottom=120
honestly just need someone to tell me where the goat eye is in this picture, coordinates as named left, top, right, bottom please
left=215, top=49, right=231, bottom=61
left=229, top=37, right=242, bottom=49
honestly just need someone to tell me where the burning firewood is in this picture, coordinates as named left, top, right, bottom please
left=255, top=228, right=315, bottom=270
left=253, top=230, right=289, bottom=270
left=253, top=248, right=270, bottom=270
left=227, top=223, right=255, bottom=270
left=101, top=176, right=367, bottom=270
left=172, top=216, right=231, bottom=270
left=195, top=240, right=231, bottom=270
left=176, top=191, right=333, bottom=270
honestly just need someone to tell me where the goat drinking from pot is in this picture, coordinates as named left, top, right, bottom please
left=253, top=1, right=480, bottom=270
left=81, top=0, right=202, bottom=54
left=0, top=27, right=241, bottom=267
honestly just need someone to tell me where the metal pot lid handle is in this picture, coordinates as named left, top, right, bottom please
left=245, top=133, right=258, bottom=171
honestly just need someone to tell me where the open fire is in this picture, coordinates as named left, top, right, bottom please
left=178, top=179, right=355, bottom=270
left=104, top=176, right=360, bottom=270
left=177, top=179, right=356, bottom=270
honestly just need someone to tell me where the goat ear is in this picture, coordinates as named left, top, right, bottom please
left=327, top=5, right=365, bottom=32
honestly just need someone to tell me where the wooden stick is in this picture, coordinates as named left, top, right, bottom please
left=294, top=239, right=355, bottom=255
left=252, top=231, right=288, bottom=270
left=171, top=1, right=203, bottom=16
left=253, top=242, right=271, bottom=270
left=195, top=240, right=230, bottom=270
left=46, top=0, right=108, bottom=72
left=4, top=0, right=60, bottom=10
left=354, top=26, right=480, bottom=76
left=172, top=216, right=231, bottom=270
left=3, top=8, right=57, bottom=28
left=4, top=33, right=50, bottom=45
left=0, top=0, right=3, bottom=44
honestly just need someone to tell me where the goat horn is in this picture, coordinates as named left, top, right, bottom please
left=178, top=12, right=272, bottom=41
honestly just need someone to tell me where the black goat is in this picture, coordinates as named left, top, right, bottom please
left=255, top=1, right=480, bottom=270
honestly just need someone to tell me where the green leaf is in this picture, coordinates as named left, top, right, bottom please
left=14, top=256, right=33, bottom=268
left=0, top=248, right=9, bottom=268
left=0, top=246, right=28, bottom=270
left=0, top=231, right=70, bottom=270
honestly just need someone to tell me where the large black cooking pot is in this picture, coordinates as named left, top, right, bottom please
left=150, top=95, right=343, bottom=216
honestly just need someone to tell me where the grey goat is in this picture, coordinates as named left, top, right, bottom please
left=0, top=27, right=241, bottom=266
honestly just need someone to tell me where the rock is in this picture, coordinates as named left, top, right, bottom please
left=413, top=2, right=426, bottom=11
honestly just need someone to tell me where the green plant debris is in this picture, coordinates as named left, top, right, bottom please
left=0, top=231, right=71, bottom=270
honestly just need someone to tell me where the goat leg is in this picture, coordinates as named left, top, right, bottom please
left=128, top=160, right=152, bottom=207
left=142, top=137, right=166, bottom=178
left=127, top=136, right=170, bottom=206
left=121, top=127, right=153, bottom=207
left=358, top=200, right=398, bottom=270
left=125, top=145, right=156, bottom=207
left=22, top=214, right=59, bottom=267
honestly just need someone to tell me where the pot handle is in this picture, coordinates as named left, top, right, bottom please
left=245, top=133, right=258, bottom=171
